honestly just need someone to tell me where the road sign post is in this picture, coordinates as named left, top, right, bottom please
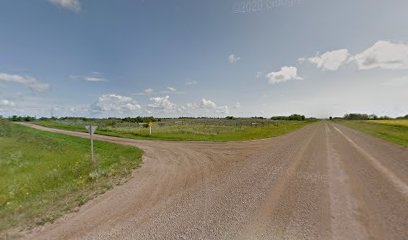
left=148, top=121, right=153, bottom=136
left=85, top=125, right=98, bottom=165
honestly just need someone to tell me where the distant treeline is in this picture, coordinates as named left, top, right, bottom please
left=224, top=114, right=309, bottom=121
left=4, top=115, right=37, bottom=122
left=270, top=114, right=306, bottom=121
left=1, top=115, right=160, bottom=123
left=397, top=114, right=408, bottom=119
left=331, top=113, right=408, bottom=120
left=1, top=114, right=311, bottom=122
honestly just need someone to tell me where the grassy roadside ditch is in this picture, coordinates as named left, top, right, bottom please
left=0, top=120, right=143, bottom=236
left=337, top=120, right=408, bottom=147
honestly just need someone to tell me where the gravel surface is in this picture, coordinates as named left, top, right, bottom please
left=21, top=121, right=408, bottom=240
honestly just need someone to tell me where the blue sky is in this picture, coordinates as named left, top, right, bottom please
left=0, top=0, right=408, bottom=118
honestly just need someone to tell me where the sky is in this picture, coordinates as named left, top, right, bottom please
left=0, top=0, right=408, bottom=118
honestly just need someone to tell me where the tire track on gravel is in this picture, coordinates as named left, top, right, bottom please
left=236, top=127, right=318, bottom=239
left=328, top=123, right=408, bottom=240
left=325, top=124, right=369, bottom=240
left=332, top=126, right=408, bottom=198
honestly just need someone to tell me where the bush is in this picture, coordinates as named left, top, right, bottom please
left=288, top=114, right=305, bottom=121
left=271, top=114, right=305, bottom=121
left=343, top=113, right=369, bottom=120
left=121, top=116, right=157, bottom=123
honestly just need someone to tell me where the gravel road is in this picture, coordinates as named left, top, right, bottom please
left=21, top=121, right=408, bottom=240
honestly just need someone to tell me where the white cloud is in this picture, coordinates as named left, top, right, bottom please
left=265, top=66, right=302, bottom=84
left=297, top=57, right=306, bottom=63
left=305, top=41, right=408, bottom=71
left=228, top=54, right=241, bottom=64
left=233, top=102, right=241, bottom=109
left=308, top=49, right=351, bottom=71
left=181, top=98, right=229, bottom=116
left=190, top=98, right=230, bottom=115
left=84, top=76, right=106, bottom=82
left=353, top=41, right=408, bottom=70
left=135, top=87, right=184, bottom=96
left=0, top=99, right=15, bottom=107
left=0, top=73, right=49, bottom=93
left=148, top=96, right=176, bottom=111
left=167, top=87, right=176, bottom=92
left=159, top=87, right=184, bottom=94
left=90, top=94, right=141, bottom=115
left=216, top=105, right=230, bottom=114
left=186, top=80, right=198, bottom=86
left=49, top=0, right=80, bottom=12
left=186, top=103, right=196, bottom=110
left=200, top=98, right=217, bottom=109
left=48, top=105, right=89, bottom=117
left=70, top=72, right=107, bottom=82
left=144, top=88, right=154, bottom=94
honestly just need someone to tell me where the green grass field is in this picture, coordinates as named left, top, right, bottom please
left=35, top=118, right=315, bottom=141
left=0, top=120, right=143, bottom=235
left=338, top=120, right=408, bottom=147
left=367, top=119, right=408, bottom=127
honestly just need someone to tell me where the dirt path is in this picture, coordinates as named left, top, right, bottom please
left=21, top=122, right=408, bottom=240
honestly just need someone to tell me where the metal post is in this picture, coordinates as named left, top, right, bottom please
left=86, top=125, right=97, bottom=165
left=90, top=128, right=95, bottom=165
left=148, top=121, right=153, bottom=136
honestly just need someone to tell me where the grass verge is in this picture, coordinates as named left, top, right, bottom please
left=337, top=120, right=408, bottom=147
left=35, top=120, right=315, bottom=141
left=0, top=120, right=143, bottom=236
